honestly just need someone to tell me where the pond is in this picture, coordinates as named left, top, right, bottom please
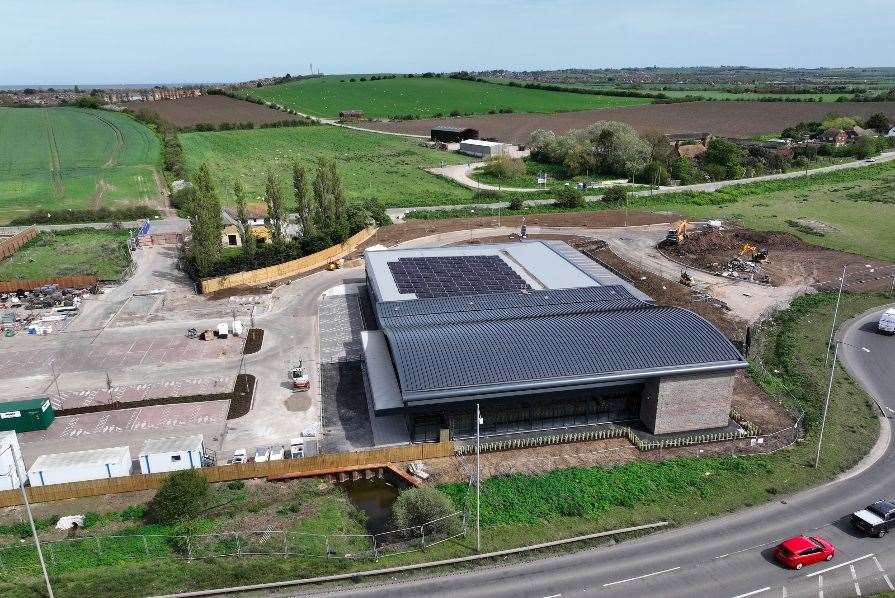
left=341, top=477, right=401, bottom=536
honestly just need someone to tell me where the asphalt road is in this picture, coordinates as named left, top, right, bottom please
left=283, top=304, right=895, bottom=598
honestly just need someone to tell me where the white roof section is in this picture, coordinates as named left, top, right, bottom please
left=30, top=446, right=131, bottom=470
left=0, top=430, right=18, bottom=446
left=361, top=331, right=403, bottom=412
left=139, top=435, right=204, bottom=456
left=365, top=241, right=649, bottom=303
left=459, top=139, right=507, bottom=148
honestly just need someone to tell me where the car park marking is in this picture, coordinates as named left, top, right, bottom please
left=818, top=574, right=824, bottom=598
left=730, top=587, right=770, bottom=598
left=601, top=566, right=681, bottom=587
left=805, top=554, right=874, bottom=578
left=872, top=556, right=884, bottom=572
left=884, top=574, right=895, bottom=591
left=849, top=564, right=860, bottom=596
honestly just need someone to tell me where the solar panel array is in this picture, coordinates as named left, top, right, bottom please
left=387, top=255, right=530, bottom=298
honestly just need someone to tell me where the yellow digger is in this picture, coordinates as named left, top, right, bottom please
left=658, top=219, right=690, bottom=248
left=679, top=270, right=694, bottom=287
left=738, top=243, right=769, bottom=263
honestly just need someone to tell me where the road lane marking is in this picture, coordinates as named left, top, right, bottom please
left=781, top=587, right=787, bottom=598
left=818, top=574, right=824, bottom=598
left=850, top=564, right=861, bottom=596
left=884, top=574, right=894, bottom=591
left=805, top=554, right=875, bottom=578
left=714, top=541, right=772, bottom=559
left=730, top=587, right=770, bottom=598
left=602, top=566, right=681, bottom=587
left=872, top=556, right=884, bottom=572
left=543, top=595, right=561, bottom=598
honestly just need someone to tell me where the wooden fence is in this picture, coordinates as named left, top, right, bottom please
left=0, top=440, right=454, bottom=508
left=0, top=275, right=98, bottom=293
left=0, top=225, right=38, bottom=260
left=199, top=227, right=378, bottom=294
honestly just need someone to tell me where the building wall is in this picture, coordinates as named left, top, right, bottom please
left=640, top=371, right=735, bottom=435
left=140, top=449, right=203, bottom=474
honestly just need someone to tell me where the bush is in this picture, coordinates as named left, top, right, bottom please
left=481, top=155, right=525, bottom=179
left=150, top=470, right=210, bottom=524
left=602, top=185, right=628, bottom=203
left=121, top=505, right=147, bottom=521
left=553, top=185, right=584, bottom=208
left=508, top=195, right=525, bottom=210
left=392, top=486, right=459, bottom=536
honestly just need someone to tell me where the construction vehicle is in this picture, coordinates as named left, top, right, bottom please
left=658, top=220, right=690, bottom=248
left=290, top=360, right=311, bottom=391
left=327, top=258, right=345, bottom=271
left=738, top=243, right=769, bottom=263
left=679, top=270, right=694, bottom=287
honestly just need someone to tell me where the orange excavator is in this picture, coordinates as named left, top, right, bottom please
left=659, top=219, right=690, bottom=248
left=738, top=243, right=769, bottom=263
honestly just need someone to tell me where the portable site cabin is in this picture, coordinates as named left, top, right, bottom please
left=0, top=397, right=54, bottom=433
left=28, top=446, right=132, bottom=486
left=0, top=431, right=26, bottom=490
left=138, top=435, right=204, bottom=474
left=458, top=139, right=510, bottom=158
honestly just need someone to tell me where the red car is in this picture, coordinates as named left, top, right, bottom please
left=773, top=535, right=835, bottom=569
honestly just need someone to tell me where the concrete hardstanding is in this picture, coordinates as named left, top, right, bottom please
left=639, top=371, right=735, bottom=434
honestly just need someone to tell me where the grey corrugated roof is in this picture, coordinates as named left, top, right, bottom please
left=431, top=126, right=475, bottom=133
left=383, top=305, right=745, bottom=402
left=29, top=446, right=131, bottom=470
left=139, top=435, right=203, bottom=456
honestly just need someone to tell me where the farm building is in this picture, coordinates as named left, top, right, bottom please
left=458, top=139, right=511, bottom=158
left=138, top=435, right=205, bottom=474
left=0, top=397, right=54, bottom=433
left=221, top=224, right=272, bottom=247
left=363, top=241, right=747, bottom=443
left=339, top=110, right=364, bottom=120
left=0, top=431, right=26, bottom=490
left=430, top=126, right=479, bottom=143
left=28, top=446, right=132, bottom=486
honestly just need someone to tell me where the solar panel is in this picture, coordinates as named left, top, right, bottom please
left=387, top=256, right=531, bottom=298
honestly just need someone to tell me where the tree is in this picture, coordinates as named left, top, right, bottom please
left=554, top=185, right=584, bottom=208
left=150, top=470, right=209, bottom=524
left=640, top=130, right=676, bottom=169
left=481, top=155, right=525, bottom=179
left=392, top=486, right=459, bottom=537
left=671, top=156, right=697, bottom=185
left=292, top=161, right=315, bottom=238
left=264, top=172, right=285, bottom=245
left=602, top=185, right=628, bottom=203
left=641, top=160, right=670, bottom=186
left=311, top=158, right=349, bottom=244
left=233, top=178, right=255, bottom=265
left=822, top=115, right=857, bottom=131
left=703, top=138, right=745, bottom=180
left=189, top=164, right=223, bottom=277
left=865, top=112, right=891, bottom=134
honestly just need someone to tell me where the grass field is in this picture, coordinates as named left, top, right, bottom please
left=0, top=229, right=132, bottom=281
left=0, top=107, right=161, bottom=223
left=241, top=75, right=652, bottom=119
left=513, top=81, right=854, bottom=102
left=179, top=125, right=480, bottom=207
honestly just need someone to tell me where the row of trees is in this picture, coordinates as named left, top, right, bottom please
left=186, top=158, right=388, bottom=279
left=529, top=121, right=654, bottom=180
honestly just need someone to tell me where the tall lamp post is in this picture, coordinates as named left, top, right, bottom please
left=475, top=402, right=482, bottom=553
left=2, top=443, right=54, bottom=597
left=815, top=340, right=870, bottom=469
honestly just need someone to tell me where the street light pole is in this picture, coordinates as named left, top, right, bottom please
left=815, top=342, right=839, bottom=469
left=475, top=402, right=481, bottom=553
left=824, top=265, right=847, bottom=369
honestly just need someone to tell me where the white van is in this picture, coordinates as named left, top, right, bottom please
left=879, top=309, right=895, bottom=335
left=216, top=323, right=229, bottom=338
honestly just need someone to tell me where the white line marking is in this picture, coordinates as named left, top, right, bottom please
left=850, top=564, right=861, bottom=596
left=781, top=587, right=787, bottom=598
left=818, top=574, right=824, bottom=598
left=806, top=554, right=875, bottom=578
left=543, top=595, right=561, bottom=598
left=872, top=556, right=884, bottom=573
left=884, top=574, right=894, bottom=590
left=714, top=541, right=771, bottom=559
left=730, top=587, right=770, bottom=598
left=602, top=566, right=681, bottom=587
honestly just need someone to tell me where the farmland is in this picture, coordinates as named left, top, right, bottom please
left=0, top=229, right=132, bottom=281
left=359, top=101, right=895, bottom=143
left=0, top=107, right=161, bottom=223
left=122, top=95, right=305, bottom=128
left=179, top=125, right=477, bottom=207
left=240, top=75, right=652, bottom=119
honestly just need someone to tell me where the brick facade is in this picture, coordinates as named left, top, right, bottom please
left=640, top=371, right=735, bottom=434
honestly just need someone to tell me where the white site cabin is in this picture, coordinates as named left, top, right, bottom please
left=0, top=431, right=26, bottom=490
left=138, top=435, right=205, bottom=474
left=28, top=446, right=132, bottom=486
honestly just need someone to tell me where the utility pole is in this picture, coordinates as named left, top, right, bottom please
left=815, top=342, right=839, bottom=469
left=475, top=402, right=481, bottom=553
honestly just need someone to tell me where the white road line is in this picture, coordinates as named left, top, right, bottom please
left=714, top=541, right=771, bottom=559
left=850, top=564, right=861, bottom=596
left=543, top=595, right=561, bottom=598
left=872, top=556, right=884, bottom=572
left=805, top=554, right=875, bottom=578
left=818, top=574, right=824, bottom=598
left=884, top=574, right=895, bottom=591
left=602, top=566, right=681, bottom=587
left=730, top=587, right=770, bottom=598
left=781, top=587, right=787, bottom=598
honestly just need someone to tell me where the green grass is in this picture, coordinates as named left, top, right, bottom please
left=179, top=125, right=479, bottom=208
left=240, top=75, right=652, bottom=119
left=0, top=229, right=132, bottom=281
left=0, top=107, right=161, bottom=223
left=520, top=81, right=854, bottom=102
left=469, top=157, right=625, bottom=191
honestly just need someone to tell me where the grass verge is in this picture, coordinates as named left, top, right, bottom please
left=0, top=229, right=132, bottom=281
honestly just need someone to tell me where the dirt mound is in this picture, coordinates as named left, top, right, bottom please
left=677, top=227, right=811, bottom=255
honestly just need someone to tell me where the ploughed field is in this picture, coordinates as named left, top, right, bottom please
left=179, top=124, right=475, bottom=207
left=0, top=107, right=161, bottom=222
left=359, top=101, right=895, bottom=143
left=122, top=95, right=304, bottom=128
left=240, top=75, right=652, bottom=119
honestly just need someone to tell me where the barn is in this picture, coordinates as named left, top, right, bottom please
left=430, top=126, right=479, bottom=143
left=458, top=139, right=511, bottom=158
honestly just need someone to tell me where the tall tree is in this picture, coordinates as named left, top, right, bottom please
left=189, top=163, right=223, bottom=276
left=292, top=161, right=315, bottom=238
left=264, top=172, right=285, bottom=245
left=233, top=178, right=255, bottom=265
left=326, top=159, right=349, bottom=240
left=312, top=157, right=334, bottom=238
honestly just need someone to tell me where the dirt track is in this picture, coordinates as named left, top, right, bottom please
left=123, top=95, right=301, bottom=127
left=358, top=101, right=895, bottom=143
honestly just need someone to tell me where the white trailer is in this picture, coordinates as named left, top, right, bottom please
left=0, top=431, right=26, bottom=490
left=138, top=435, right=204, bottom=474
left=458, top=139, right=510, bottom=158
left=28, top=446, right=132, bottom=486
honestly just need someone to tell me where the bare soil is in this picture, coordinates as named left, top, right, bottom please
left=359, top=101, right=895, bottom=143
left=665, top=225, right=895, bottom=290
left=123, top=95, right=303, bottom=128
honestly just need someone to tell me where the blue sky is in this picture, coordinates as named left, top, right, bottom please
left=2, top=0, right=891, bottom=85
